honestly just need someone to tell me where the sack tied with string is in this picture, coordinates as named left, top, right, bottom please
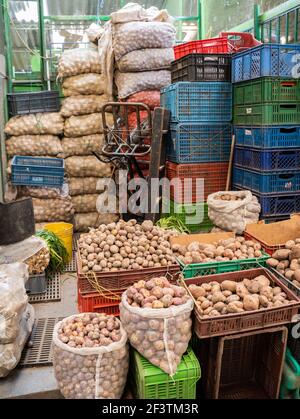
left=61, top=96, right=110, bottom=118
left=116, top=48, right=174, bottom=72
left=5, top=135, right=62, bottom=157
left=62, top=74, right=106, bottom=97
left=4, top=113, right=64, bottom=136
left=58, top=48, right=102, bottom=79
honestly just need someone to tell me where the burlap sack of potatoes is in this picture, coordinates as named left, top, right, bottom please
left=62, top=74, right=106, bottom=97
left=71, top=194, right=99, bottom=213
left=61, top=135, right=103, bottom=157
left=113, top=21, right=176, bottom=61
left=115, top=70, right=171, bottom=99
left=117, top=48, right=174, bottom=72
left=68, top=177, right=100, bottom=196
left=61, top=95, right=110, bottom=118
left=64, top=113, right=114, bottom=137
left=58, top=48, right=102, bottom=79
left=74, top=212, right=119, bottom=232
left=32, top=197, right=75, bottom=222
left=5, top=135, right=62, bottom=157
left=65, top=156, right=112, bottom=178
left=18, top=185, right=67, bottom=199
left=4, top=113, right=64, bottom=136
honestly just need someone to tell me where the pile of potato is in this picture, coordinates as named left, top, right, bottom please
left=266, top=240, right=300, bottom=289
left=78, top=219, right=177, bottom=273
left=58, top=49, right=102, bottom=79
left=25, top=246, right=50, bottom=275
left=126, top=277, right=190, bottom=309
left=172, top=237, right=263, bottom=266
left=4, top=113, right=64, bottom=136
left=188, top=274, right=295, bottom=318
left=5, top=135, right=62, bottom=157
left=62, top=74, right=105, bottom=97
left=61, top=95, right=110, bottom=118
left=120, top=277, right=193, bottom=375
left=53, top=313, right=129, bottom=399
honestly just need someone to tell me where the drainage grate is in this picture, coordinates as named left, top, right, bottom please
left=65, top=251, right=77, bottom=272
left=73, top=233, right=80, bottom=251
left=28, top=273, right=61, bottom=304
left=19, top=317, right=64, bottom=367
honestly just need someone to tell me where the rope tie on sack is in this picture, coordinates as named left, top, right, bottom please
left=83, top=271, right=122, bottom=301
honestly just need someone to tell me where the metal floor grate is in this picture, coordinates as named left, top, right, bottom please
left=28, top=273, right=61, bottom=304
left=19, top=317, right=64, bottom=367
left=64, top=251, right=77, bottom=272
left=73, top=233, right=80, bottom=251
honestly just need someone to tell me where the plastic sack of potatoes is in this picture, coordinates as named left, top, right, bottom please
left=58, top=48, right=102, bottom=79
left=122, top=90, right=160, bottom=110
left=18, top=183, right=69, bottom=200
left=207, top=190, right=261, bottom=235
left=5, top=135, right=62, bottom=157
left=62, top=74, right=105, bottom=97
left=120, top=292, right=193, bottom=376
left=74, top=212, right=119, bottom=232
left=117, top=48, right=174, bottom=72
left=0, top=304, right=34, bottom=378
left=71, top=194, right=98, bottom=213
left=115, top=70, right=171, bottom=99
left=0, top=263, right=29, bottom=345
left=32, top=197, right=75, bottom=223
left=68, top=177, right=100, bottom=196
left=52, top=313, right=129, bottom=399
left=112, top=21, right=176, bottom=61
left=61, top=95, right=110, bottom=118
left=4, top=113, right=64, bottom=136
left=61, top=135, right=103, bottom=158
left=65, top=156, right=111, bottom=178
left=64, top=113, right=114, bottom=138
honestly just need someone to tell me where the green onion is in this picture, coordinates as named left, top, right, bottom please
left=35, top=230, right=69, bottom=276
left=156, top=216, right=190, bottom=234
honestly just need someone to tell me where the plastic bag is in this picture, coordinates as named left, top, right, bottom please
left=71, top=194, right=99, bottom=213
left=68, top=177, right=100, bottom=196
left=64, top=113, right=113, bottom=138
left=61, top=135, right=103, bottom=158
left=65, top=156, right=111, bottom=178
left=74, top=213, right=119, bottom=232
left=0, top=236, right=47, bottom=264
left=117, top=48, right=174, bottom=72
left=115, top=70, right=171, bottom=99
left=0, top=263, right=28, bottom=344
left=61, top=95, right=109, bottom=118
left=58, top=48, right=102, bottom=79
left=0, top=304, right=34, bottom=377
left=5, top=135, right=63, bottom=157
left=113, top=21, right=176, bottom=61
left=207, top=191, right=261, bottom=235
left=4, top=113, right=64, bottom=136
left=120, top=292, right=193, bottom=376
left=62, top=74, right=106, bottom=97
left=52, top=314, right=129, bottom=399
left=32, top=197, right=75, bottom=223
left=122, top=90, right=160, bottom=110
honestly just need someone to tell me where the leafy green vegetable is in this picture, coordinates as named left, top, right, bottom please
left=35, top=230, right=69, bottom=276
left=156, top=216, right=190, bottom=234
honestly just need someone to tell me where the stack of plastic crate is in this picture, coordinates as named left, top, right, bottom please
left=232, top=43, right=300, bottom=222
left=160, top=38, right=233, bottom=232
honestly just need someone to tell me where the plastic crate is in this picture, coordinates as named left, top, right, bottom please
left=77, top=288, right=122, bottom=316
left=7, top=90, right=60, bottom=117
left=183, top=268, right=300, bottom=339
left=11, top=156, right=64, bottom=188
left=196, top=326, right=288, bottom=399
left=171, top=53, right=231, bottom=83
left=234, top=147, right=300, bottom=172
left=232, top=43, right=300, bottom=83
left=233, top=103, right=300, bottom=126
left=166, top=161, right=229, bottom=203
left=232, top=167, right=300, bottom=194
left=161, top=82, right=232, bottom=123
left=163, top=199, right=213, bottom=233
left=234, top=78, right=300, bottom=105
left=269, top=268, right=300, bottom=299
left=174, top=37, right=235, bottom=60
left=219, top=32, right=262, bottom=52
left=131, top=347, right=201, bottom=399
left=167, top=123, right=232, bottom=164
left=289, top=332, right=300, bottom=367
left=25, top=273, right=47, bottom=295
left=280, top=348, right=300, bottom=399
left=234, top=126, right=300, bottom=149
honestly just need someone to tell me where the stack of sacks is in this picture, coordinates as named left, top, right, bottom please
left=4, top=113, right=74, bottom=224
left=58, top=48, right=118, bottom=231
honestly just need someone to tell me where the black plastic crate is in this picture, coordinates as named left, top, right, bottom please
left=171, top=53, right=231, bottom=83
left=7, top=91, right=60, bottom=117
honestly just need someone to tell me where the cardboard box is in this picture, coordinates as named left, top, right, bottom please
left=170, top=232, right=234, bottom=247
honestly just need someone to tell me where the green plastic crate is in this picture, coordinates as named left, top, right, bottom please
left=233, top=103, right=300, bottom=126
left=280, top=348, right=300, bottom=400
left=234, top=78, right=300, bottom=105
left=163, top=199, right=214, bottom=233
left=131, top=347, right=201, bottom=399
left=180, top=254, right=269, bottom=278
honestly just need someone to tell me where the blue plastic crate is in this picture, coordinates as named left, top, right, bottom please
left=234, top=146, right=300, bottom=172
left=167, top=123, right=232, bottom=164
left=232, top=43, right=300, bottom=83
left=234, top=126, right=300, bottom=149
left=233, top=167, right=300, bottom=194
left=11, top=156, right=64, bottom=187
left=160, top=82, right=232, bottom=123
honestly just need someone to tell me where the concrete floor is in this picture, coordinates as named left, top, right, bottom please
left=0, top=273, right=78, bottom=399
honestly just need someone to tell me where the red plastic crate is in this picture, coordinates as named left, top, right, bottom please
left=174, top=37, right=235, bottom=60
left=219, top=32, right=261, bottom=52
left=78, top=288, right=122, bottom=316
left=166, top=161, right=229, bottom=203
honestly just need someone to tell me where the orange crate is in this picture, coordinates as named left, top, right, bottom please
left=78, top=288, right=122, bottom=316
left=166, top=161, right=229, bottom=203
